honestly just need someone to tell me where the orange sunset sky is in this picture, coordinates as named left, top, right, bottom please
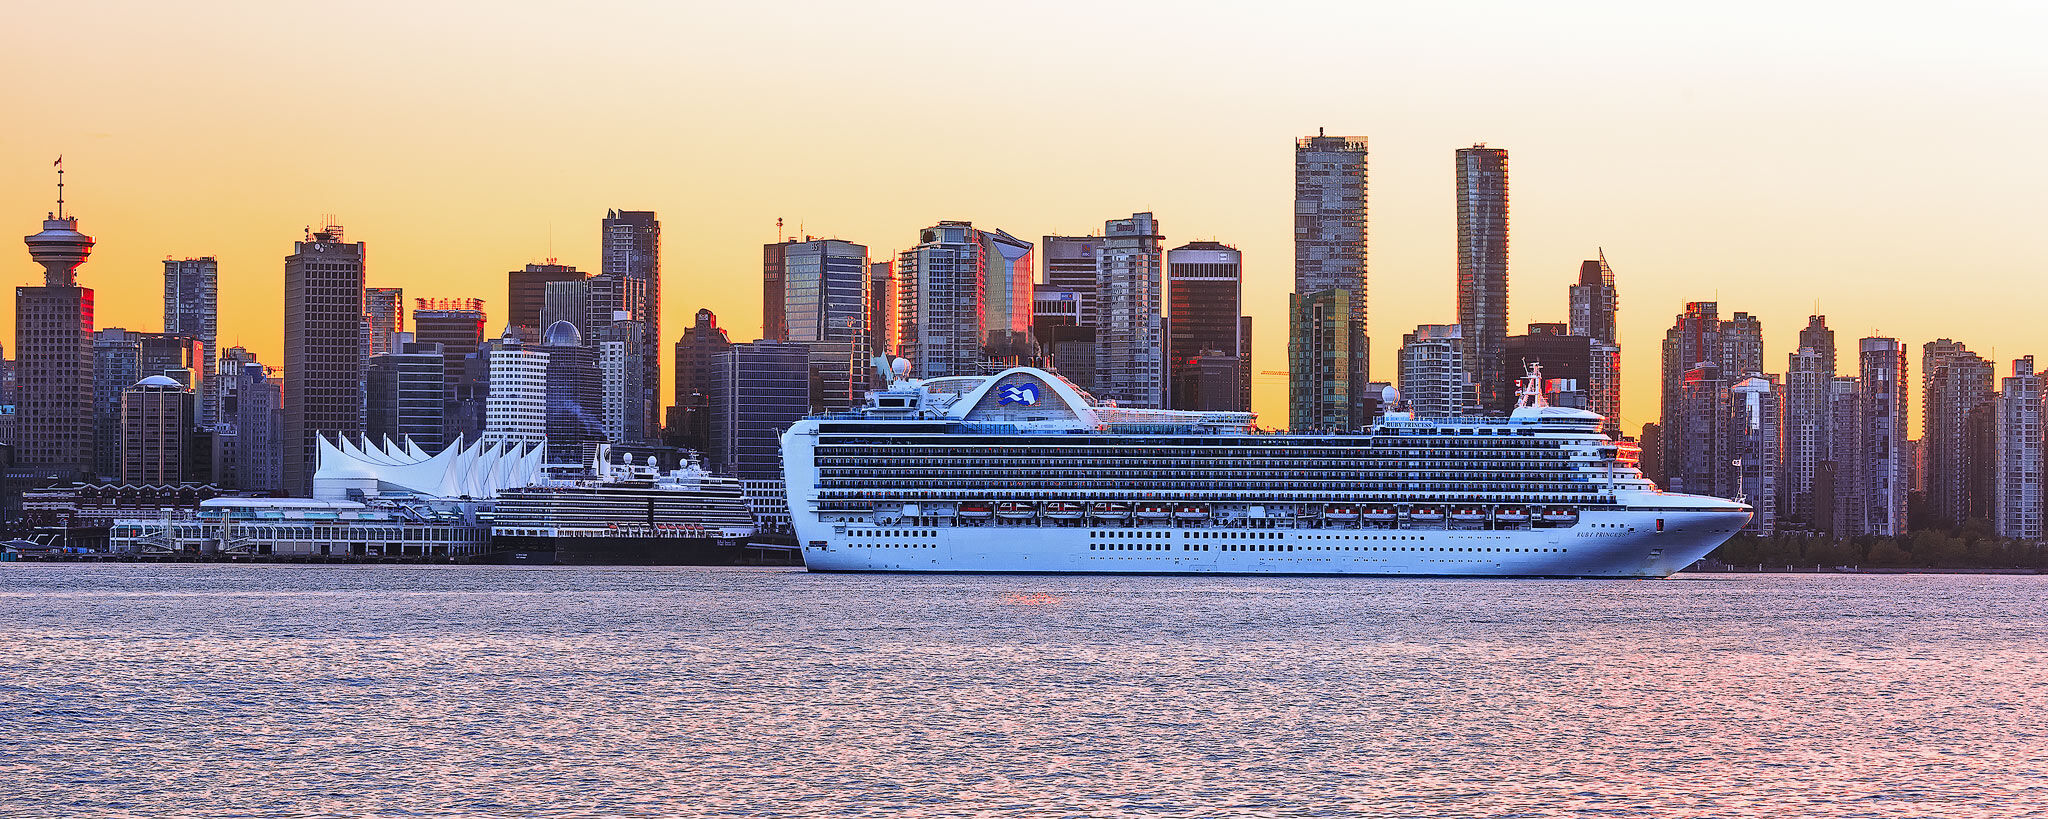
left=4, top=1, right=2044, bottom=434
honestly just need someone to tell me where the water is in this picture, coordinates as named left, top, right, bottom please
left=1, top=566, right=2044, bottom=818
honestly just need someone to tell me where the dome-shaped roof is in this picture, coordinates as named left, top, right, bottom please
left=135, top=375, right=183, bottom=389
left=543, top=320, right=581, bottom=347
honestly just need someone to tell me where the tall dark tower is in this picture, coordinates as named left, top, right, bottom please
left=18, top=161, right=97, bottom=473
left=283, top=223, right=365, bottom=496
left=1456, top=144, right=1510, bottom=413
left=602, top=210, right=660, bottom=441
left=1291, top=131, right=1370, bottom=430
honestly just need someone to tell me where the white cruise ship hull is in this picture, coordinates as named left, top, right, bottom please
left=796, top=506, right=1744, bottom=578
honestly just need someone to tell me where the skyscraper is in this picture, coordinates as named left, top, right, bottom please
left=596, top=315, right=647, bottom=444
left=1826, top=375, right=1863, bottom=536
left=365, top=337, right=446, bottom=452
left=363, top=286, right=404, bottom=359
left=1855, top=337, right=1909, bottom=536
left=779, top=239, right=871, bottom=411
left=18, top=176, right=96, bottom=473
left=1660, top=302, right=1721, bottom=487
left=1505, top=324, right=1595, bottom=408
left=1784, top=316, right=1837, bottom=530
left=1167, top=241, right=1247, bottom=412
left=162, top=257, right=217, bottom=414
left=762, top=241, right=788, bottom=342
left=1995, top=357, right=2043, bottom=541
left=1292, top=131, right=1370, bottom=428
left=1719, top=311, right=1765, bottom=377
left=1672, top=363, right=1730, bottom=497
left=282, top=223, right=365, bottom=497
left=1727, top=374, right=1783, bottom=535
left=506, top=262, right=583, bottom=340
left=1922, top=340, right=1994, bottom=527
left=91, top=329, right=142, bottom=479
left=214, top=348, right=283, bottom=493
left=120, top=375, right=193, bottom=485
left=709, top=341, right=809, bottom=480
left=1095, top=213, right=1164, bottom=409
left=867, top=260, right=894, bottom=359
left=1455, top=145, right=1510, bottom=413
left=483, top=329, right=548, bottom=449
left=540, top=320, right=604, bottom=464
left=1041, top=235, right=1101, bottom=327
left=671, top=308, right=730, bottom=455
left=1288, top=289, right=1355, bottom=432
left=1398, top=324, right=1474, bottom=419
left=601, top=210, right=661, bottom=444
left=896, top=221, right=1034, bottom=378
left=1567, top=252, right=1618, bottom=343
left=411, top=298, right=487, bottom=444
left=1566, top=252, right=1620, bottom=432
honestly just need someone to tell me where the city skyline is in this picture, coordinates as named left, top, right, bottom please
left=5, top=2, right=2044, bottom=433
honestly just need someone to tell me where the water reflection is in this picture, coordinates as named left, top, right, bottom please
left=0, top=566, right=2042, bottom=817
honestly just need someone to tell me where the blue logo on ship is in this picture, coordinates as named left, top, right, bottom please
left=998, top=384, right=1040, bottom=406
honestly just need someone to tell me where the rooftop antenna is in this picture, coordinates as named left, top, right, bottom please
left=54, top=155, right=65, bottom=219
left=777, top=217, right=784, bottom=242
left=547, top=220, right=555, bottom=264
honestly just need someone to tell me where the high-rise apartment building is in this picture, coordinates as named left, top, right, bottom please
left=18, top=193, right=96, bottom=473
left=506, top=262, right=583, bottom=340
left=1727, top=374, right=1783, bottom=534
left=1035, top=236, right=1098, bottom=390
left=1398, top=324, right=1474, bottom=419
left=1660, top=302, right=1720, bottom=490
left=1855, top=338, right=1909, bottom=536
left=282, top=224, right=365, bottom=497
left=120, top=375, right=193, bottom=485
left=1995, top=357, right=2044, bottom=541
left=1455, top=145, right=1510, bottom=413
left=1783, top=316, right=1837, bottom=530
left=762, top=241, right=788, bottom=342
left=1719, top=312, right=1765, bottom=377
left=1166, top=241, right=1248, bottom=412
left=601, top=210, right=661, bottom=444
left=365, top=338, right=446, bottom=452
left=1921, top=339, right=1994, bottom=528
left=896, top=222, right=1034, bottom=378
left=1671, top=363, right=1730, bottom=497
left=1566, top=253, right=1620, bottom=433
left=1288, top=289, right=1356, bottom=432
left=1567, top=252, right=1618, bottom=343
left=1826, top=375, right=1862, bottom=536
left=1095, top=213, right=1164, bottom=409
left=868, top=260, right=894, bottom=359
left=1292, top=131, right=1370, bottom=429
left=363, top=286, right=404, bottom=358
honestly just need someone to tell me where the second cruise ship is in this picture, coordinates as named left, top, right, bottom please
left=780, top=360, right=1750, bottom=577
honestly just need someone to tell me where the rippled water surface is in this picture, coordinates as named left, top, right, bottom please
left=2, top=566, right=2045, bottom=817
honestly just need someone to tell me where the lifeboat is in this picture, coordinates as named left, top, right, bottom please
left=1541, top=508, right=1579, bottom=524
left=1135, top=503, right=1172, bottom=520
left=1091, top=502, right=1131, bottom=520
left=958, top=502, right=994, bottom=519
left=1494, top=508, right=1531, bottom=524
left=1450, top=508, right=1487, bottom=523
left=1362, top=508, right=1398, bottom=522
left=1045, top=502, right=1086, bottom=520
left=996, top=501, right=1036, bottom=519
left=1173, top=504, right=1210, bottom=521
left=1409, top=507, right=1445, bottom=523
left=1323, top=504, right=1359, bottom=521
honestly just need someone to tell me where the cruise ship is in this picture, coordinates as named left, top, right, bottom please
left=487, top=451, right=760, bottom=565
left=780, top=360, right=1750, bottom=577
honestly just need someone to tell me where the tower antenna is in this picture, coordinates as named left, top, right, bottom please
left=777, top=217, right=784, bottom=242
left=54, top=155, right=65, bottom=219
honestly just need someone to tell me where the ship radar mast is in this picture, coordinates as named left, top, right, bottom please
left=1516, top=361, right=1548, bottom=410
